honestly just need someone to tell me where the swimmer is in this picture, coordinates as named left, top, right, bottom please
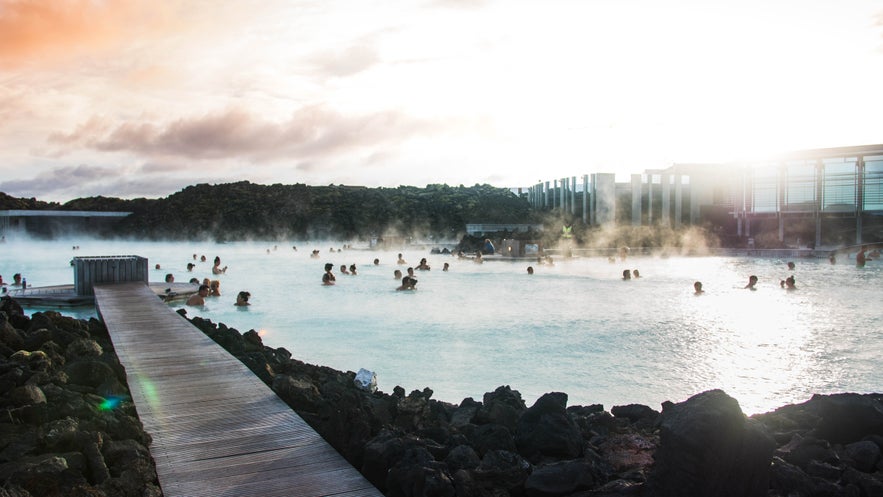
left=373, top=258, right=380, bottom=265
left=394, top=269, right=402, bottom=279
left=311, top=249, right=320, bottom=258
left=12, top=274, right=21, bottom=286
left=165, top=273, right=175, bottom=283
left=856, top=246, right=867, bottom=268
left=474, top=252, right=483, bottom=264
left=322, top=263, right=336, bottom=285
left=407, top=267, right=416, bottom=278
left=783, top=275, right=796, bottom=290
left=189, top=277, right=199, bottom=285
left=527, top=266, right=534, bottom=275
left=787, top=261, right=796, bottom=270
left=349, top=264, right=357, bottom=275
left=212, top=256, right=227, bottom=274
left=443, top=262, right=449, bottom=272
left=416, top=258, right=431, bottom=270
left=340, top=264, right=350, bottom=275
left=155, top=263, right=161, bottom=270
left=693, top=281, right=704, bottom=295
left=187, top=262, right=195, bottom=271
left=828, top=253, right=836, bottom=265
left=622, top=269, right=631, bottom=280
left=397, top=253, right=407, bottom=265
left=396, top=276, right=418, bottom=291
left=234, top=291, right=251, bottom=306
left=210, top=280, right=221, bottom=297
left=632, top=269, right=640, bottom=278
left=744, top=275, right=758, bottom=290
left=186, top=284, right=210, bottom=306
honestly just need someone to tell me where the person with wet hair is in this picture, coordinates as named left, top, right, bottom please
left=693, top=281, right=704, bottom=295
left=235, top=291, right=251, bottom=306
left=622, top=269, right=631, bottom=280
left=349, top=263, right=357, bottom=275
left=744, top=275, right=758, bottom=290
left=396, top=276, right=418, bottom=291
left=186, top=284, right=210, bottom=306
left=416, top=258, right=431, bottom=270
left=394, top=269, right=402, bottom=280
left=322, top=263, right=336, bottom=285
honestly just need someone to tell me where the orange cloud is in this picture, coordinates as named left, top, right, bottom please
left=0, top=0, right=183, bottom=67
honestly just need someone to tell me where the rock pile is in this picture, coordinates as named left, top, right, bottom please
left=186, top=313, right=883, bottom=497
left=0, top=296, right=160, bottom=497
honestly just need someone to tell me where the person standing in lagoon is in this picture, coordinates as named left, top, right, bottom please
left=527, top=266, right=534, bottom=275
left=397, top=253, right=407, bottom=265
left=212, top=256, right=227, bottom=274
left=622, top=269, right=631, bottom=280
left=416, top=258, right=431, bottom=270
left=396, top=276, right=417, bottom=291
left=234, top=291, right=251, bottom=306
left=394, top=269, right=402, bottom=280
left=186, top=284, right=210, bottom=306
left=693, top=281, right=704, bottom=295
left=322, top=263, right=336, bottom=285
left=349, top=264, right=357, bottom=275
left=339, top=264, right=350, bottom=275
left=210, top=280, right=221, bottom=297
left=856, top=246, right=867, bottom=268
left=442, top=262, right=449, bottom=272
left=744, top=275, right=758, bottom=290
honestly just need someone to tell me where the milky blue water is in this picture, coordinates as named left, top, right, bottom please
left=2, top=238, right=880, bottom=415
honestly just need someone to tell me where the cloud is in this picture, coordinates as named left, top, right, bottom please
left=48, top=105, right=446, bottom=164
left=309, top=43, right=382, bottom=78
left=0, top=0, right=186, bottom=68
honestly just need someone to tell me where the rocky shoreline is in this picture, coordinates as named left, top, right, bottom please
left=1, top=297, right=881, bottom=497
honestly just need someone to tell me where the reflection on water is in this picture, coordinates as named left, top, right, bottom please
left=3, top=239, right=881, bottom=414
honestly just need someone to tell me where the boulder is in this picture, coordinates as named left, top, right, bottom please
left=515, top=392, right=582, bottom=462
left=814, top=393, right=883, bottom=444
left=9, top=385, right=46, bottom=407
left=648, top=389, right=775, bottom=497
left=476, top=386, right=526, bottom=431
left=524, top=459, right=598, bottom=497
left=844, top=440, right=881, bottom=473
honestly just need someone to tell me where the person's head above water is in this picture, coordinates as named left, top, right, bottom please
left=324, top=263, right=333, bottom=272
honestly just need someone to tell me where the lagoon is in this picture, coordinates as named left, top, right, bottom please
left=2, top=238, right=881, bottom=415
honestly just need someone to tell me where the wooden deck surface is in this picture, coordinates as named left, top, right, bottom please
left=94, top=282, right=383, bottom=497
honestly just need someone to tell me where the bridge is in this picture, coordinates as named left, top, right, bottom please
left=94, top=282, right=382, bottom=497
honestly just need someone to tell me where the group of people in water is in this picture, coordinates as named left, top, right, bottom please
left=164, top=253, right=251, bottom=307
left=156, top=243, right=880, bottom=307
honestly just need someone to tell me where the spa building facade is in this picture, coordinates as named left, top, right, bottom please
left=525, top=144, right=883, bottom=248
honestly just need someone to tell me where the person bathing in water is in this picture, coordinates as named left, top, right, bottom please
left=322, top=263, right=336, bottom=285
left=744, top=275, right=758, bottom=290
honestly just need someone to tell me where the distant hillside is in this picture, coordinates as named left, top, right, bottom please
left=1, top=182, right=537, bottom=241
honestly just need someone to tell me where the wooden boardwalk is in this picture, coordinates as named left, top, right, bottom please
left=94, top=282, right=383, bottom=497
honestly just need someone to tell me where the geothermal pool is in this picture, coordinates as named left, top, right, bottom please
left=2, top=238, right=880, bottom=415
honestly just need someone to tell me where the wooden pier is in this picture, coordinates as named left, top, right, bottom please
left=94, top=282, right=383, bottom=497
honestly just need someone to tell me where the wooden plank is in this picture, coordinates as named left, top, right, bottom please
left=94, top=282, right=383, bottom=497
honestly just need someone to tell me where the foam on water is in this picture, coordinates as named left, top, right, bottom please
left=3, top=238, right=881, bottom=414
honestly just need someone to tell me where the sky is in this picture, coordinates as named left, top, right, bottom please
left=1, top=0, right=882, bottom=203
